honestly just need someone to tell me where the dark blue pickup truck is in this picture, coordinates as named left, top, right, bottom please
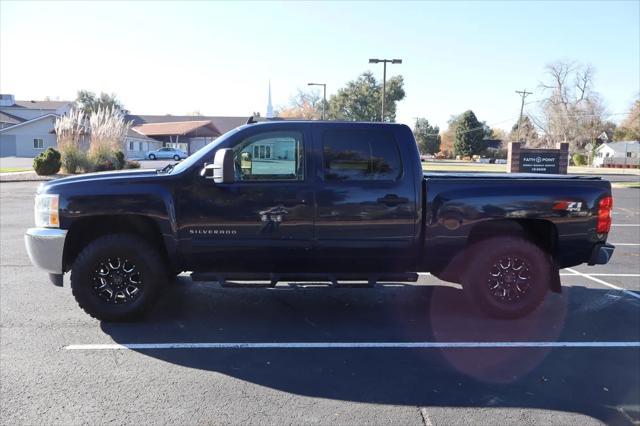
left=25, top=121, right=615, bottom=321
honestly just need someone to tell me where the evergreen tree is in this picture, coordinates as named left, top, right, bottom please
left=454, top=110, right=485, bottom=156
left=413, top=118, right=441, bottom=154
left=328, top=72, right=405, bottom=122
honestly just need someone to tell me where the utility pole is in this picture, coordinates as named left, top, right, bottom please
left=515, top=89, right=533, bottom=142
left=369, top=58, right=402, bottom=121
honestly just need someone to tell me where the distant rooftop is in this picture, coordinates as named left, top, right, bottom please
left=12, top=99, right=71, bottom=110
left=0, top=94, right=71, bottom=110
left=127, top=114, right=250, bottom=135
left=126, top=128, right=162, bottom=142
left=0, top=110, right=25, bottom=125
left=131, top=120, right=220, bottom=137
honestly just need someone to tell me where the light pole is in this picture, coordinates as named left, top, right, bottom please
left=307, top=82, right=326, bottom=120
left=369, top=58, right=402, bottom=121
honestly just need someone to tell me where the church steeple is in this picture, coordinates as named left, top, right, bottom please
left=266, top=80, right=274, bottom=118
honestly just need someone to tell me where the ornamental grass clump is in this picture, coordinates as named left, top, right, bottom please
left=55, top=108, right=86, bottom=174
left=88, top=107, right=131, bottom=171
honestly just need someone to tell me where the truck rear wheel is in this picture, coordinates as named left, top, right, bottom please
left=70, top=234, right=167, bottom=321
left=462, top=236, right=551, bottom=319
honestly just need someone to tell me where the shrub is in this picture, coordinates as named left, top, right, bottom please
left=572, top=153, right=587, bottom=166
left=87, top=144, right=114, bottom=170
left=33, top=148, right=62, bottom=175
left=60, top=146, right=86, bottom=174
left=114, top=150, right=126, bottom=170
left=124, top=160, right=140, bottom=169
left=94, top=159, right=116, bottom=172
left=76, top=154, right=93, bottom=173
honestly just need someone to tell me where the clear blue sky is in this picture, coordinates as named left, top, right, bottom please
left=1, top=1, right=638, bottom=131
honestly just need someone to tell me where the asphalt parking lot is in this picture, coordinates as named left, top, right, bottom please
left=1, top=178, right=639, bottom=425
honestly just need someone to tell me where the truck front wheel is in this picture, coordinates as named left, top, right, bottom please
left=462, top=236, right=551, bottom=319
left=70, top=234, right=167, bottom=321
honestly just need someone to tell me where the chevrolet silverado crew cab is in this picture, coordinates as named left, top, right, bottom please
left=25, top=121, right=615, bottom=321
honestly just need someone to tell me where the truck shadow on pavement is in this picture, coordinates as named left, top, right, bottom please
left=101, top=280, right=640, bottom=425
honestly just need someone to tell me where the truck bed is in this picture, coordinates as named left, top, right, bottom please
left=419, top=171, right=611, bottom=276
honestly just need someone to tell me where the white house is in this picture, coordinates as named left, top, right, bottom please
left=124, top=128, right=163, bottom=159
left=593, top=141, right=640, bottom=167
left=0, top=94, right=72, bottom=157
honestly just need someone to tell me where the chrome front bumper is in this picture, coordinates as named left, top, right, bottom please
left=24, top=228, right=67, bottom=274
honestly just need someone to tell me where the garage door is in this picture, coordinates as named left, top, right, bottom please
left=0, top=135, right=17, bottom=157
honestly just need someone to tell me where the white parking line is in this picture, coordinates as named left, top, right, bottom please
left=560, top=273, right=640, bottom=277
left=585, top=274, right=640, bottom=277
left=565, top=267, right=640, bottom=300
left=423, top=271, right=639, bottom=279
left=64, top=341, right=640, bottom=350
left=611, top=243, right=640, bottom=246
left=419, top=408, right=434, bottom=426
left=423, top=272, right=639, bottom=278
left=612, top=224, right=640, bottom=227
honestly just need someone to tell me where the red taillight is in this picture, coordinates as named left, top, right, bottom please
left=596, top=196, right=613, bottom=234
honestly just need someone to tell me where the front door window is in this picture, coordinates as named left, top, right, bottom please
left=234, top=131, right=304, bottom=181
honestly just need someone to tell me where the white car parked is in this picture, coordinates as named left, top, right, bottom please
left=147, top=147, right=188, bottom=161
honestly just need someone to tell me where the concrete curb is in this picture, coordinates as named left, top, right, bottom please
left=0, top=171, right=65, bottom=183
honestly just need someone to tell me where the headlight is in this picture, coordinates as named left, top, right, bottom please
left=34, top=194, right=60, bottom=228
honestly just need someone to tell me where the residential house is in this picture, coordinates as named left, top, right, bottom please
left=126, top=115, right=250, bottom=155
left=593, top=141, right=640, bottom=167
left=596, top=130, right=614, bottom=145
left=0, top=94, right=72, bottom=157
left=124, top=129, right=163, bottom=159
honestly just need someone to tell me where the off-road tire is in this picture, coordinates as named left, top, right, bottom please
left=70, top=234, right=167, bottom=321
left=462, top=236, right=551, bottom=319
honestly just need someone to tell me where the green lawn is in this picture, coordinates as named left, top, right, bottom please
left=422, top=162, right=507, bottom=173
left=0, top=168, right=31, bottom=173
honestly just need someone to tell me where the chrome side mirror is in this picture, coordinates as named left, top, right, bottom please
left=200, top=148, right=234, bottom=183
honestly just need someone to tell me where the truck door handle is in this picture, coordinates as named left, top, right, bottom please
left=377, top=194, right=409, bottom=206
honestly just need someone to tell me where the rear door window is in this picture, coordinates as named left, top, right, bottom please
left=322, top=130, right=401, bottom=181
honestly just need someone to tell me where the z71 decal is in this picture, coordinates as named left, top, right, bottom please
left=552, top=201, right=583, bottom=212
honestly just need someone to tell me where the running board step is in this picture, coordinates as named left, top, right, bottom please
left=190, top=272, right=418, bottom=288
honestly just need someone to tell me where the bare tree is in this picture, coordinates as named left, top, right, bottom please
left=535, top=60, right=607, bottom=152
left=276, top=89, right=326, bottom=119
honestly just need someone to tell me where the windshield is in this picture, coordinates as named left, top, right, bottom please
left=170, top=126, right=245, bottom=174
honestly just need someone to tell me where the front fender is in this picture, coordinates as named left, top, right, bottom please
left=59, top=184, right=179, bottom=264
